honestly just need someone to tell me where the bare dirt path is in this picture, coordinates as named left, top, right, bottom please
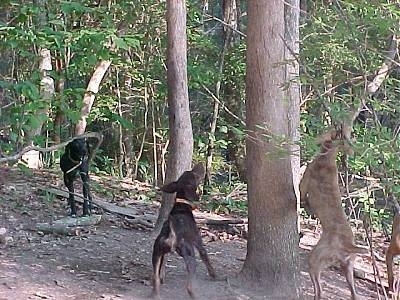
left=0, top=167, right=387, bottom=299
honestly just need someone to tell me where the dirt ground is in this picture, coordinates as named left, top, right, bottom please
left=0, top=166, right=393, bottom=299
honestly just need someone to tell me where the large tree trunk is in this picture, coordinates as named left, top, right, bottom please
left=239, top=0, right=300, bottom=297
left=154, top=0, right=194, bottom=233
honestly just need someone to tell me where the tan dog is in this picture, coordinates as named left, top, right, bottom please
left=300, top=130, right=368, bottom=300
left=386, top=199, right=400, bottom=293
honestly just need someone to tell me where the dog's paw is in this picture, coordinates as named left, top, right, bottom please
left=149, top=291, right=160, bottom=299
left=208, top=269, right=217, bottom=279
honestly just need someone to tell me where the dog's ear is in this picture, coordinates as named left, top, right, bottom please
left=161, top=181, right=179, bottom=193
left=317, top=129, right=336, bottom=145
left=64, top=140, right=73, bottom=154
left=191, top=163, right=205, bottom=185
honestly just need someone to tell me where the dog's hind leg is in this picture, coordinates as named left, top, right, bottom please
left=179, top=244, right=196, bottom=297
left=309, top=251, right=324, bottom=300
left=386, top=247, right=395, bottom=292
left=159, top=254, right=166, bottom=284
left=151, top=249, right=164, bottom=298
left=342, top=256, right=360, bottom=300
left=194, top=237, right=216, bottom=279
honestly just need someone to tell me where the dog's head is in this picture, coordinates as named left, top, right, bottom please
left=66, top=138, right=89, bottom=163
left=317, top=126, right=354, bottom=156
left=161, top=163, right=205, bottom=201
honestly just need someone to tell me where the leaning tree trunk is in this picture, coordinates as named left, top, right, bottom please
left=75, top=60, right=111, bottom=135
left=154, top=0, right=194, bottom=233
left=239, top=0, right=300, bottom=297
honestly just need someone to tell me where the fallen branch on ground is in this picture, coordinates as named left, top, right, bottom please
left=39, top=186, right=155, bottom=228
left=36, top=215, right=102, bottom=235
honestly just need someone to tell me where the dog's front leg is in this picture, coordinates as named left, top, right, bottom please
left=342, top=257, right=360, bottom=300
left=64, top=175, right=77, bottom=216
left=81, top=172, right=92, bottom=216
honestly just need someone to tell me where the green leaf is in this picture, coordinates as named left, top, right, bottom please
left=114, top=37, right=129, bottom=50
left=60, top=1, right=92, bottom=14
left=219, top=125, right=228, bottom=134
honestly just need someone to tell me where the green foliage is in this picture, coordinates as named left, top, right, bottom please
left=1, top=0, right=399, bottom=232
left=301, top=0, right=400, bottom=227
left=207, top=196, right=247, bottom=216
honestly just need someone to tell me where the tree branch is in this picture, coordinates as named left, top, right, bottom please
left=75, top=60, right=111, bottom=135
left=367, top=34, right=399, bottom=94
left=0, top=132, right=103, bottom=163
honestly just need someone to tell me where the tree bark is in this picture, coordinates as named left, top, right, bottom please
left=28, top=0, right=54, bottom=143
left=154, top=0, right=194, bottom=233
left=32, top=48, right=54, bottom=138
left=239, top=0, right=301, bottom=297
left=74, top=60, right=111, bottom=135
left=284, top=0, right=301, bottom=231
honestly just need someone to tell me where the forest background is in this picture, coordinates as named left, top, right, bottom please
left=0, top=0, right=400, bottom=230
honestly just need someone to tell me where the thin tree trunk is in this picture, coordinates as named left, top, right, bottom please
left=75, top=60, right=111, bottom=135
left=367, top=34, right=398, bottom=94
left=52, top=57, right=65, bottom=143
left=116, top=68, right=124, bottom=177
left=134, top=91, right=149, bottom=180
left=23, top=48, right=54, bottom=169
left=154, top=0, right=194, bottom=233
left=204, top=0, right=237, bottom=187
left=32, top=48, right=54, bottom=138
left=29, top=0, right=54, bottom=142
left=285, top=0, right=301, bottom=231
left=151, top=87, right=158, bottom=186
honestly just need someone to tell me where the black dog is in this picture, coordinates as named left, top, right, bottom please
left=60, top=138, right=92, bottom=216
left=151, top=163, right=216, bottom=297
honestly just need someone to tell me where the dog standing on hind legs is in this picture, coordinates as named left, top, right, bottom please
left=300, top=130, right=368, bottom=300
left=151, top=163, right=216, bottom=298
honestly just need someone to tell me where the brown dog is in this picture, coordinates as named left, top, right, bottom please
left=151, top=163, right=216, bottom=298
left=386, top=199, right=400, bottom=293
left=300, top=130, right=368, bottom=300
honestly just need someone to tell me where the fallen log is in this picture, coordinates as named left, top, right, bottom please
left=196, top=218, right=246, bottom=225
left=36, top=215, right=102, bottom=235
left=41, top=186, right=139, bottom=217
left=39, top=186, right=156, bottom=227
left=194, top=210, right=247, bottom=225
